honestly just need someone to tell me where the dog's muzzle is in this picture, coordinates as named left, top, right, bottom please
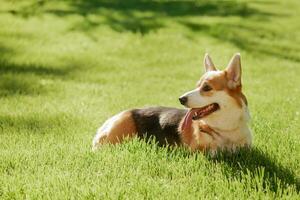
left=179, top=96, right=188, bottom=105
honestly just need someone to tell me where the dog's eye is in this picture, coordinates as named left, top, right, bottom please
left=202, top=84, right=212, bottom=92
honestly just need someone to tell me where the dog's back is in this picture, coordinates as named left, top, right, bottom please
left=93, top=107, right=187, bottom=149
left=132, top=107, right=187, bottom=146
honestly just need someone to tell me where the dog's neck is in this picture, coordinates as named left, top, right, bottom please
left=179, top=102, right=252, bottom=150
left=202, top=100, right=250, bottom=131
left=199, top=105, right=252, bottom=146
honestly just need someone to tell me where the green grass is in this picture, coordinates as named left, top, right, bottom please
left=0, top=0, right=299, bottom=199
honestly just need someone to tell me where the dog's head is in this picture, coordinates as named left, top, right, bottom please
left=179, top=53, right=249, bottom=131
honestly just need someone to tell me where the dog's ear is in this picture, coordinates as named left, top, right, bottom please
left=203, top=53, right=216, bottom=72
left=226, top=53, right=241, bottom=89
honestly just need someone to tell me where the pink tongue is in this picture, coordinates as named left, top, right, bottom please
left=181, top=109, right=197, bottom=131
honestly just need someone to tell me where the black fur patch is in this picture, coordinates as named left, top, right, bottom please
left=131, top=107, right=187, bottom=146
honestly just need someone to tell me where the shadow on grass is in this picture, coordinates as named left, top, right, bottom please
left=158, top=144, right=300, bottom=194
left=208, top=147, right=300, bottom=194
left=180, top=21, right=300, bottom=62
left=4, top=0, right=295, bottom=63
left=0, top=74, right=44, bottom=97
left=124, top=139, right=299, bottom=194
left=0, top=61, right=70, bottom=77
left=128, top=136, right=299, bottom=194
left=0, top=60, right=72, bottom=97
left=5, top=0, right=271, bottom=35
left=0, top=45, right=73, bottom=97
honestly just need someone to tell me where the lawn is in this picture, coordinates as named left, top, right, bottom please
left=0, top=0, right=299, bottom=199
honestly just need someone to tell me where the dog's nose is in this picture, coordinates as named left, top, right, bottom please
left=179, top=96, right=188, bottom=105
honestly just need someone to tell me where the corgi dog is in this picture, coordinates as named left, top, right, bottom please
left=93, top=53, right=252, bottom=153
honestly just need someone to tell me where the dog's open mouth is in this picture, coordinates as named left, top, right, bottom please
left=191, top=103, right=220, bottom=120
left=181, top=103, right=220, bottom=131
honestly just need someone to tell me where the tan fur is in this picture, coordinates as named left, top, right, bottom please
left=179, top=119, right=223, bottom=152
left=179, top=120, right=203, bottom=151
left=93, top=111, right=137, bottom=149
left=179, top=117, right=250, bottom=153
left=198, top=70, right=247, bottom=107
